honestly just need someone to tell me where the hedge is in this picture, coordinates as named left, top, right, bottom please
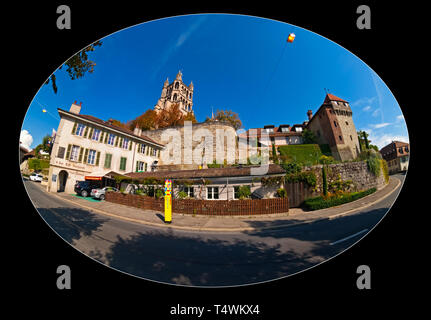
left=28, top=158, right=50, bottom=170
left=303, top=188, right=377, bottom=210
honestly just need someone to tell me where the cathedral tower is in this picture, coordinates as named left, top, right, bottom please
left=154, top=71, right=194, bottom=116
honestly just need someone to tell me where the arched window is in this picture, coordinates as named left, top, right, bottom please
left=173, top=93, right=177, bottom=101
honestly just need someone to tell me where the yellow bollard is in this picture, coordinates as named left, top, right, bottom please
left=164, top=179, right=172, bottom=223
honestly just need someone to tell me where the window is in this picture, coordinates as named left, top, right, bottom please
left=70, top=145, right=80, bottom=161
left=265, top=128, right=274, bottom=133
left=173, top=93, right=177, bottom=101
left=207, top=187, right=219, bottom=200
left=139, top=144, right=146, bottom=154
left=119, top=157, right=127, bottom=171
left=281, top=127, right=289, bottom=132
left=57, top=147, right=65, bottom=159
left=107, top=133, right=115, bottom=145
left=345, top=121, right=349, bottom=125
left=136, top=161, right=146, bottom=172
left=92, top=129, right=101, bottom=141
left=87, top=149, right=96, bottom=165
left=104, top=154, right=112, bottom=169
left=405, top=146, right=409, bottom=152
left=334, top=121, right=338, bottom=127
left=76, top=123, right=85, bottom=136
left=339, top=135, right=343, bottom=141
left=350, top=135, right=353, bottom=141
left=181, top=186, right=194, bottom=198
left=152, top=148, right=158, bottom=157
left=122, top=138, right=129, bottom=149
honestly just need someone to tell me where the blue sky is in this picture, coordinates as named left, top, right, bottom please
left=21, top=14, right=409, bottom=150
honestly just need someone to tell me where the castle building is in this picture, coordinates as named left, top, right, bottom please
left=306, top=93, right=361, bottom=161
left=154, top=70, right=194, bottom=116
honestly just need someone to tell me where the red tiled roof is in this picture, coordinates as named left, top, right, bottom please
left=58, top=108, right=164, bottom=147
left=324, top=93, right=348, bottom=103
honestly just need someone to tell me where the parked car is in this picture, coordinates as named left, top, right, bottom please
left=29, top=173, right=43, bottom=182
left=74, top=181, right=100, bottom=197
left=91, top=186, right=118, bottom=200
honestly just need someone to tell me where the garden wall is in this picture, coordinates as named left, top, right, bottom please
left=285, top=161, right=387, bottom=207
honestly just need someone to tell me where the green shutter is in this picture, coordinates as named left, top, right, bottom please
left=158, top=149, right=160, bottom=157
left=89, top=128, right=94, bottom=139
left=78, top=147, right=84, bottom=162
left=104, top=153, right=112, bottom=169
left=129, top=140, right=132, bottom=150
left=136, top=161, right=139, bottom=172
left=114, top=136, right=118, bottom=147
left=104, top=132, right=108, bottom=144
left=145, top=163, right=147, bottom=171
left=66, top=144, right=72, bottom=159
left=83, top=126, right=89, bottom=138
left=120, top=157, right=127, bottom=171
left=71, top=122, right=77, bottom=135
left=137, top=143, right=140, bottom=153
left=96, top=151, right=100, bottom=166
left=146, top=146, right=149, bottom=155
left=83, top=149, right=89, bottom=163
left=119, top=137, right=123, bottom=148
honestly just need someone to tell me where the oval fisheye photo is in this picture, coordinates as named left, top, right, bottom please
left=20, top=14, right=409, bottom=287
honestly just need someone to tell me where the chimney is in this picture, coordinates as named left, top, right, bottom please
left=69, top=101, right=82, bottom=114
left=307, top=110, right=313, bottom=120
left=133, top=126, right=142, bottom=136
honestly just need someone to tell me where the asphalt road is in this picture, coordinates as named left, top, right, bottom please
left=23, top=174, right=405, bottom=287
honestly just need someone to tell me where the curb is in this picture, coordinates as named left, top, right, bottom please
left=48, top=177, right=401, bottom=233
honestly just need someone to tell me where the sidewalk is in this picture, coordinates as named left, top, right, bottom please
left=50, top=177, right=401, bottom=232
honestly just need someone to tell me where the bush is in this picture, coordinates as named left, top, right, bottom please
left=155, top=189, right=164, bottom=199
left=319, top=155, right=336, bottom=164
left=178, top=191, right=188, bottom=199
left=281, top=161, right=302, bottom=174
left=322, top=166, right=328, bottom=196
left=285, top=171, right=317, bottom=187
left=304, top=188, right=377, bottom=210
left=238, top=185, right=251, bottom=199
left=277, top=188, right=287, bottom=198
left=381, top=159, right=389, bottom=183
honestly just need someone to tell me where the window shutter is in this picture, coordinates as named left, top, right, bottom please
left=83, top=149, right=89, bottom=163
left=146, top=146, right=149, bottom=155
left=66, top=144, right=72, bottom=159
left=96, top=151, right=101, bottom=166
left=136, top=161, right=139, bottom=172
left=145, top=163, right=147, bottom=171
left=114, top=136, right=118, bottom=147
left=89, top=128, right=94, bottom=139
left=99, top=131, right=104, bottom=142
left=129, top=141, right=132, bottom=150
left=78, top=147, right=84, bottom=162
left=119, top=137, right=123, bottom=148
left=158, top=150, right=160, bottom=157
left=71, top=122, right=77, bottom=135
left=136, top=143, right=140, bottom=153
left=83, top=126, right=89, bottom=138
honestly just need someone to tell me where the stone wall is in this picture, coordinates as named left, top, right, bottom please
left=142, top=121, right=239, bottom=170
left=303, top=161, right=386, bottom=195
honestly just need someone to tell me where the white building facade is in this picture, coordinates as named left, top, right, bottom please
left=47, top=102, right=164, bottom=194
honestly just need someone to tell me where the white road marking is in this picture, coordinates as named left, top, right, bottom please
left=330, top=229, right=369, bottom=246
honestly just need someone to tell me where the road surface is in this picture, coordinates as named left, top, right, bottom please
left=23, top=174, right=404, bottom=287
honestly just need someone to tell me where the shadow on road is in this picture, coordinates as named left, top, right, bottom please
left=37, top=207, right=109, bottom=243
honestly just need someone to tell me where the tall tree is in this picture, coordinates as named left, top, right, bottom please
left=45, top=41, right=102, bottom=94
left=205, top=109, right=242, bottom=130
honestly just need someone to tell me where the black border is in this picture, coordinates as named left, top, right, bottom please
left=10, top=0, right=419, bottom=313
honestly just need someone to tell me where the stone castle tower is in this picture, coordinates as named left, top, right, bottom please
left=154, top=71, right=194, bottom=116
left=306, top=93, right=361, bottom=161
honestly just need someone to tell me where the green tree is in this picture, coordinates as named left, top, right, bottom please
left=358, top=130, right=371, bottom=150
left=45, top=41, right=102, bottom=94
left=34, top=134, right=53, bottom=157
left=302, top=129, right=317, bottom=144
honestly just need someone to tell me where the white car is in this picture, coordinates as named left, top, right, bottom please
left=29, top=173, right=43, bottom=182
left=91, top=186, right=118, bottom=200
